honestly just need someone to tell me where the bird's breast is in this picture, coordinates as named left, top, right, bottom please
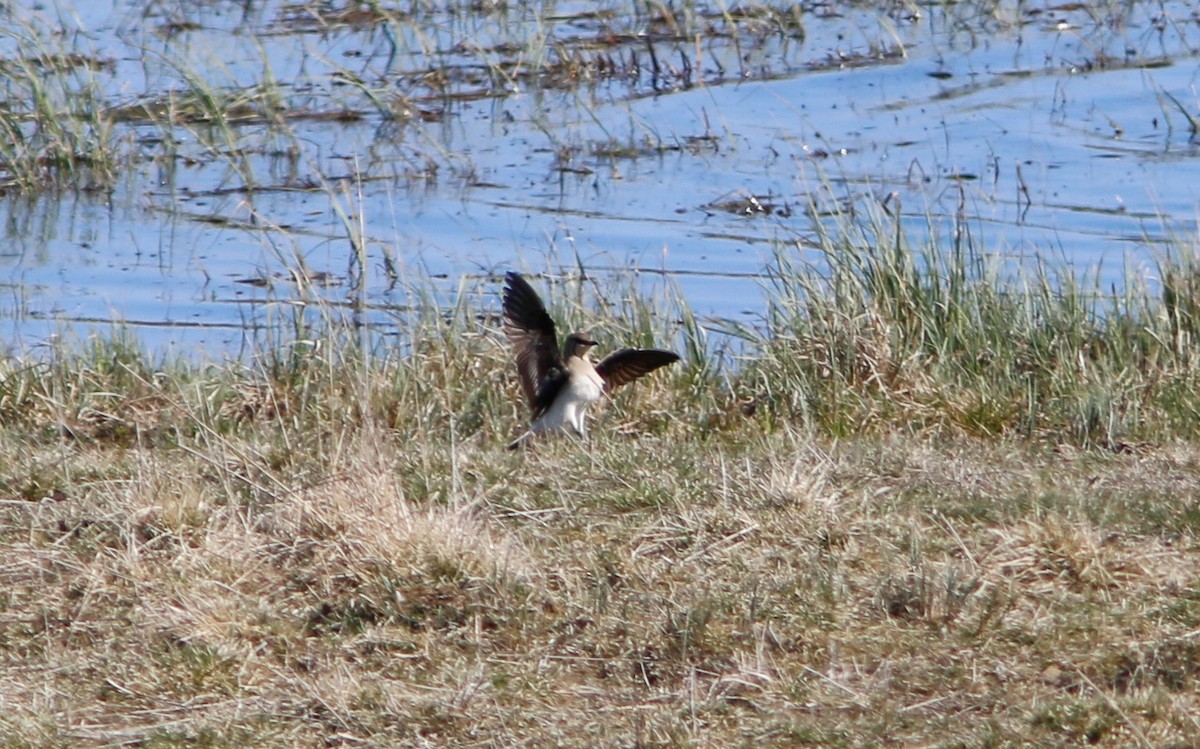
left=565, top=358, right=604, bottom=402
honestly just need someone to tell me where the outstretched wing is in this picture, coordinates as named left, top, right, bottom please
left=502, top=272, right=563, bottom=413
left=595, top=348, right=680, bottom=391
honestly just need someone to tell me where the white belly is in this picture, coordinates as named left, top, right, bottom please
left=532, top=370, right=604, bottom=436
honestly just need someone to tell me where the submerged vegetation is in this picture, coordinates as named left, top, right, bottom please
left=3, top=234, right=1200, bottom=746
left=0, top=0, right=819, bottom=194
left=0, top=0, right=1177, bottom=196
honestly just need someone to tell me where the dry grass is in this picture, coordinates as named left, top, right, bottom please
left=1, top=333, right=1198, bottom=747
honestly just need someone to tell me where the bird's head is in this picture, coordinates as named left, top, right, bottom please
left=563, top=332, right=599, bottom=359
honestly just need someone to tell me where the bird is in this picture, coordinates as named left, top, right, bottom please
left=502, top=271, right=680, bottom=449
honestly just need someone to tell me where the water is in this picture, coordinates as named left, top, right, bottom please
left=3, top=0, right=1200, bottom=356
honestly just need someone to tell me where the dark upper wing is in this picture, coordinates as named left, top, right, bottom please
left=502, top=272, right=562, bottom=412
left=529, top=368, right=569, bottom=421
left=595, top=348, right=680, bottom=391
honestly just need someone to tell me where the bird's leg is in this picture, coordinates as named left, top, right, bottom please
left=565, top=423, right=586, bottom=446
left=573, top=411, right=591, bottom=445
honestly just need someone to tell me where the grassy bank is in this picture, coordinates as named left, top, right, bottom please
left=1, top=243, right=1200, bottom=747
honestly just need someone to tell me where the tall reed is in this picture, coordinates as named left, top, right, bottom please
left=742, top=198, right=1200, bottom=446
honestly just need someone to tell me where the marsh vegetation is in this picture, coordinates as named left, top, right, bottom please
left=2, top=0, right=1200, bottom=746
left=4, top=235, right=1200, bottom=745
left=4, top=0, right=1200, bottom=349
